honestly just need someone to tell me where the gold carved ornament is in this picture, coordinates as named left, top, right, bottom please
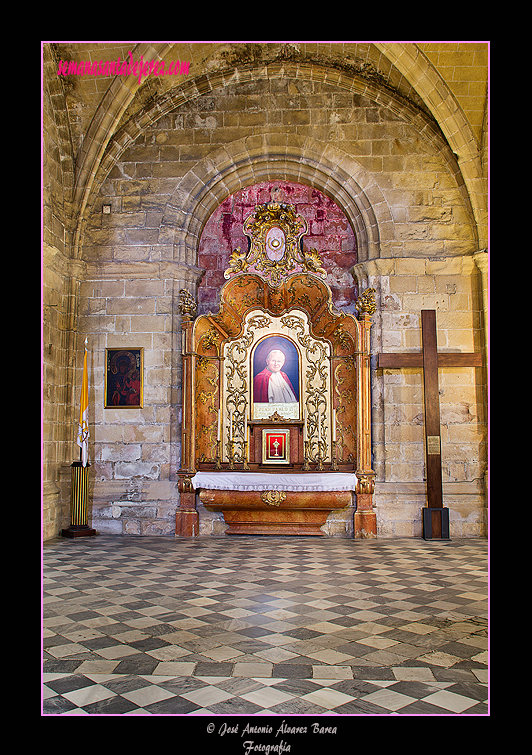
left=196, top=356, right=220, bottom=464
left=224, top=199, right=327, bottom=286
left=280, top=314, right=330, bottom=465
left=199, top=327, right=220, bottom=355
left=223, top=315, right=272, bottom=465
left=334, top=360, right=356, bottom=463
left=261, top=490, right=287, bottom=507
left=354, top=287, right=377, bottom=317
left=179, top=289, right=197, bottom=319
left=356, top=474, right=375, bottom=495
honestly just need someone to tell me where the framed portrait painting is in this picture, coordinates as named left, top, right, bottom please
left=105, top=348, right=143, bottom=408
left=252, top=335, right=300, bottom=420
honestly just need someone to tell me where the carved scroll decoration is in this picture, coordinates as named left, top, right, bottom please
left=224, top=315, right=272, bottom=463
left=280, top=314, right=331, bottom=464
left=334, top=359, right=356, bottom=464
left=224, top=199, right=327, bottom=286
left=196, top=356, right=219, bottom=464
left=198, top=326, right=221, bottom=356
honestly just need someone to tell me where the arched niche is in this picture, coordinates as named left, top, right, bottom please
left=197, top=181, right=358, bottom=317
left=176, top=193, right=378, bottom=539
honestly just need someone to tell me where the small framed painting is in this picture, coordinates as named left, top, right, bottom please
left=262, top=428, right=290, bottom=465
left=105, top=348, right=143, bottom=408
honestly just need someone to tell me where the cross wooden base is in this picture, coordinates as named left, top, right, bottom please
left=422, top=507, right=450, bottom=540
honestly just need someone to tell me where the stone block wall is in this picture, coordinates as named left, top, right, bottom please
left=43, top=52, right=487, bottom=539
left=354, top=255, right=487, bottom=537
left=77, top=275, right=182, bottom=535
left=42, top=44, right=78, bottom=540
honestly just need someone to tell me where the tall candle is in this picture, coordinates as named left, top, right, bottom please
left=332, top=408, right=336, bottom=442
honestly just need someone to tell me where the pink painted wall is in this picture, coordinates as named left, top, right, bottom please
left=197, top=181, right=357, bottom=315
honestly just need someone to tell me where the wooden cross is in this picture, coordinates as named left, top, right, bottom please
left=377, top=310, right=483, bottom=539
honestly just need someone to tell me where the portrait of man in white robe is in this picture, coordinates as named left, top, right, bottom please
left=252, top=337, right=300, bottom=419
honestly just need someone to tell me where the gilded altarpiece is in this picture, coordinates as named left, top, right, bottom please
left=177, top=198, right=376, bottom=537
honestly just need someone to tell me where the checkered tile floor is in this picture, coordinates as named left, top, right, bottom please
left=43, top=536, right=488, bottom=716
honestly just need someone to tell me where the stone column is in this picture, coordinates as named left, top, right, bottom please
left=473, top=250, right=488, bottom=358
left=473, top=249, right=489, bottom=504
left=350, top=258, right=395, bottom=509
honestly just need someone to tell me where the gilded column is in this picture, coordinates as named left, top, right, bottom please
left=354, top=290, right=377, bottom=539
left=176, top=289, right=199, bottom=536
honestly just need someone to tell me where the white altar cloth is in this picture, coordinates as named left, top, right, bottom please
left=191, top=472, right=358, bottom=492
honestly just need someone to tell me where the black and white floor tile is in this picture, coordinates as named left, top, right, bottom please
left=42, top=535, right=488, bottom=717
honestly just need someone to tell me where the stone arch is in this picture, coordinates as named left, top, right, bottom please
left=42, top=44, right=76, bottom=243
left=78, top=55, right=472, bottom=259
left=160, top=135, right=391, bottom=270
left=375, top=42, right=486, bottom=247
left=72, top=42, right=175, bottom=256
left=374, top=43, right=481, bottom=164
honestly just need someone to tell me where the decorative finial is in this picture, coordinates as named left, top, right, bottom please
left=355, top=287, right=377, bottom=317
left=179, top=289, right=197, bottom=320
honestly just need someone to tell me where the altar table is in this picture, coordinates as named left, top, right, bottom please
left=192, top=472, right=358, bottom=536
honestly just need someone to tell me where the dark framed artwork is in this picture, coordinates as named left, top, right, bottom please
left=105, top=348, right=143, bottom=408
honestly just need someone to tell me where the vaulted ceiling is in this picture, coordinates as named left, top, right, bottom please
left=42, top=42, right=489, bottom=254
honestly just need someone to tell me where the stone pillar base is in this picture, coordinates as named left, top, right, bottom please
left=354, top=509, right=377, bottom=539
left=175, top=508, right=199, bottom=537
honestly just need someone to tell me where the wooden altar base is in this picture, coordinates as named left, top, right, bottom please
left=199, top=489, right=352, bottom=536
